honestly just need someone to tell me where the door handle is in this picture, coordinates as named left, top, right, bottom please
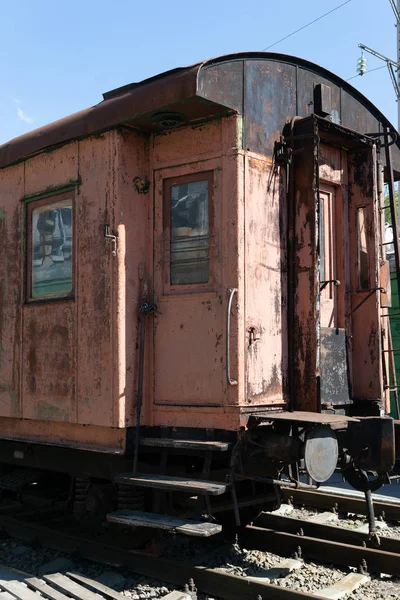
left=226, top=288, right=238, bottom=386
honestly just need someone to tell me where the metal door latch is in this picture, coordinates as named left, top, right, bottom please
left=105, top=225, right=118, bottom=256
left=248, top=327, right=259, bottom=345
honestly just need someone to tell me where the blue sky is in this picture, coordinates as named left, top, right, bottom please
left=0, top=0, right=398, bottom=145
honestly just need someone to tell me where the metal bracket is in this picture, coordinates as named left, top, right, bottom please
left=320, top=279, right=340, bottom=292
left=274, top=137, right=292, bottom=165
left=105, top=225, right=118, bottom=256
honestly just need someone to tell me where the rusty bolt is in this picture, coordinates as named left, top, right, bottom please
left=358, top=559, right=368, bottom=574
left=294, top=545, right=302, bottom=559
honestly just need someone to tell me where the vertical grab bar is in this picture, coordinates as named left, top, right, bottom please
left=226, top=287, right=238, bottom=386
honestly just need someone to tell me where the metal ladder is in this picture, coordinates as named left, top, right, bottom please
left=380, top=128, right=400, bottom=418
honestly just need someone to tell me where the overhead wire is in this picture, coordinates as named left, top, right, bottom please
left=346, top=65, right=387, bottom=82
left=262, top=0, right=352, bottom=51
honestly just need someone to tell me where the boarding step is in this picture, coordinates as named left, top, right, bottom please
left=114, top=473, right=228, bottom=495
left=140, top=438, right=231, bottom=452
left=106, top=509, right=222, bottom=537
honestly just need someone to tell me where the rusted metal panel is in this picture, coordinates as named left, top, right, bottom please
left=154, top=119, right=223, bottom=167
left=22, top=302, right=76, bottom=422
left=153, top=406, right=241, bottom=430
left=77, top=134, right=115, bottom=426
left=24, top=142, right=78, bottom=196
left=118, top=129, right=150, bottom=427
left=0, top=417, right=126, bottom=452
left=198, top=60, right=244, bottom=114
left=153, top=294, right=224, bottom=407
left=341, top=90, right=379, bottom=137
left=318, top=143, right=342, bottom=184
left=347, top=146, right=383, bottom=400
left=289, top=118, right=319, bottom=412
left=244, top=156, right=288, bottom=405
left=297, top=68, right=340, bottom=123
left=0, top=164, right=23, bottom=418
left=320, top=327, right=351, bottom=406
left=380, top=260, right=391, bottom=308
left=244, top=60, right=296, bottom=156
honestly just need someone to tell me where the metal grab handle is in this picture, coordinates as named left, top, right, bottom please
left=226, top=288, right=238, bottom=386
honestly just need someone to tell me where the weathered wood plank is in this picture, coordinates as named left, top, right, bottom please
left=25, top=577, right=71, bottom=600
left=43, top=574, right=104, bottom=600
left=0, top=581, right=41, bottom=600
left=66, top=574, right=123, bottom=600
left=107, top=510, right=222, bottom=537
left=0, top=592, right=17, bottom=600
left=114, top=474, right=227, bottom=496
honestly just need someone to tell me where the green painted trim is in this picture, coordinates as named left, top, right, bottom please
left=22, top=178, right=81, bottom=203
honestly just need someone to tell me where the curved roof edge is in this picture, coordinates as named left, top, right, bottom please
left=0, top=52, right=398, bottom=170
left=201, top=51, right=398, bottom=136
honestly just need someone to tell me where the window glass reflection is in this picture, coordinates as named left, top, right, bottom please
left=170, top=180, right=209, bottom=285
left=31, top=198, right=73, bottom=298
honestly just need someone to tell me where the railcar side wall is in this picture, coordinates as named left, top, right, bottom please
left=0, top=129, right=149, bottom=449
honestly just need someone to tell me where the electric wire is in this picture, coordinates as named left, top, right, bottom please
left=346, top=65, right=387, bottom=82
left=262, top=0, right=352, bottom=51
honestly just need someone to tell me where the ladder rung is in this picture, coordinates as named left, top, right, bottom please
left=383, top=348, right=400, bottom=353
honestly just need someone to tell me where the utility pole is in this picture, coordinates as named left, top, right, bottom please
left=359, top=1, right=400, bottom=129
left=397, top=0, right=400, bottom=128
left=389, top=0, right=400, bottom=127
left=358, top=2, right=400, bottom=228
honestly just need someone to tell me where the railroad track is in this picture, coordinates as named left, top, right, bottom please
left=0, top=491, right=400, bottom=599
left=281, top=486, right=400, bottom=521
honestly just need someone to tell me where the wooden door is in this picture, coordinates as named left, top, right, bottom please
left=153, top=168, right=225, bottom=407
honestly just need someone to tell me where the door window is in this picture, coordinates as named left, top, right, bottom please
left=164, top=172, right=213, bottom=288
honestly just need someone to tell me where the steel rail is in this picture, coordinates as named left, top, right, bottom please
left=0, top=513, right=325, bottom=600
left=240, top=524, right=400, bottom=575
left=282, top=487, right=400, bottom=521
left=256, top=511, right=400, bottom=554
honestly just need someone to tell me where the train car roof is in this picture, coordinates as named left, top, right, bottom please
left=0, top=51, right=398, bottom=170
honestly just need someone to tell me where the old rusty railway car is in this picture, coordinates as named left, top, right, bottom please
left=0, top=52, right=398, bottom=535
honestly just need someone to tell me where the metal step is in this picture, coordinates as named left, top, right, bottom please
left=140, top=438, right=231, bottom=452
left=114, top=473, right=228, bottom=495
left=106, top=509, right=222, bottom=537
